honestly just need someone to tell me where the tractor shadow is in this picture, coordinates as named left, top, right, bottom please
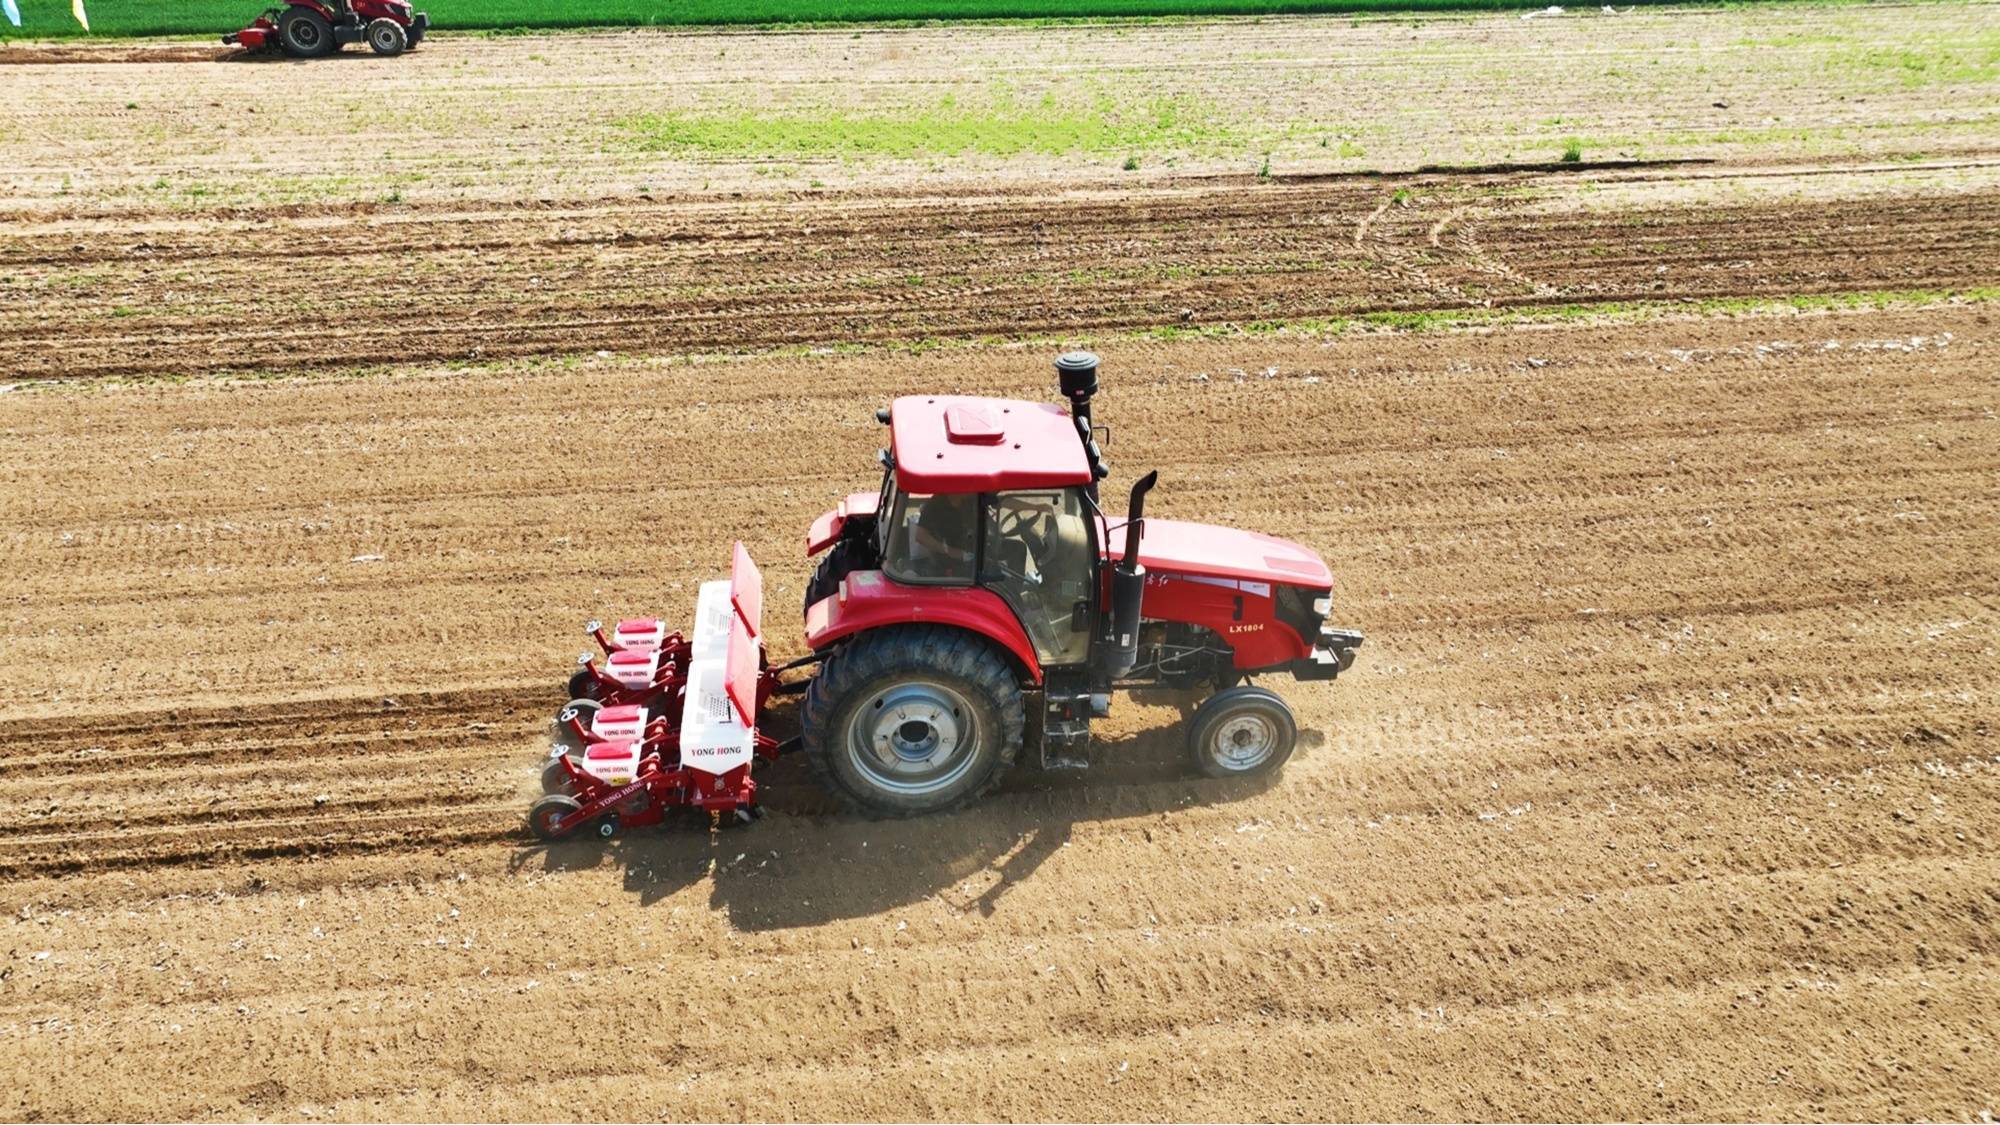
left=511, top=705, right=1323, bottom=930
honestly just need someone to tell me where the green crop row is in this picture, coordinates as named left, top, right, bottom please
left=621, top=93, right=1230, bottom=158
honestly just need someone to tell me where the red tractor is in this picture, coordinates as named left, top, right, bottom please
left=527, top=352, right=1363, bottom=839
left=224, top=0, right=428, bottom=57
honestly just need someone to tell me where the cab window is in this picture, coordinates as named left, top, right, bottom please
left=883, top=491, right=978, bottom=585
left=982, top=489, right=1094, bottom=666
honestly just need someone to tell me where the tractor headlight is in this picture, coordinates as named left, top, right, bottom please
left=1312, top=595, right=1331, bottom=617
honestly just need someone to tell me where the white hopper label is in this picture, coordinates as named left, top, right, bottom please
left=680, top=656, right=753, bottom=774
left=682, top=579, right=754, bottom=775
left=691, top=579, right=735, bottom=657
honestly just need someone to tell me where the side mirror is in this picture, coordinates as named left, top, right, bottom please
left=576, top=652, right=593, bottom=666
left=585, top=619, right=602, bottom=634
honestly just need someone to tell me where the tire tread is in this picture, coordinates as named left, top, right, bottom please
left=802, top=624, right=1024, bottom=816
left=1187, top=685, right=1298, bottom=778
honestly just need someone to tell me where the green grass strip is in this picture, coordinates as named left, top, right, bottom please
left=5, top=0, right=1770, bottom=40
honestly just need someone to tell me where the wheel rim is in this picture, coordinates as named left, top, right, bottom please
left=844, top=680, right=981, bottom=797
left=372, top=26, right=396, bottom=49
left=541, top=757, right=576, bottom=795
left=291, top=20, right=321, bottom=48
left=1210, top=712, right=1278, bottom=772
left=531, top=797, right=578, bottom=838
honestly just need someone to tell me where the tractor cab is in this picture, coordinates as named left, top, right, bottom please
left=872, top=394, right=1103, bottom=670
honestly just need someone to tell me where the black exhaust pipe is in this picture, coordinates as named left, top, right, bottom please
left=1106, top=469, right=1158, bottom=679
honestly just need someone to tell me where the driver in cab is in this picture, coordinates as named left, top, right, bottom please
left=904, top=493, right=977, bottom=580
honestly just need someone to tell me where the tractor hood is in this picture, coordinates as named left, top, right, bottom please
left=1107, top=517, right=1333, bottom=589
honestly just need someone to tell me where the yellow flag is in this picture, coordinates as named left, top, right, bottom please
left=72, top=0, right=89, bottom=30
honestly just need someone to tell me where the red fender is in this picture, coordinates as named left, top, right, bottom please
left=805, top=570, right=1043, bottom=684
left=805, top=491, right=881, bottom=556
left=285, top=0, right=339, bottom=19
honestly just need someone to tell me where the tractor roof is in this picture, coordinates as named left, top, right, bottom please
left=888, top=395, right=1092, bottom=494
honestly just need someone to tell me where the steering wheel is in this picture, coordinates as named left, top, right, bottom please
left=995, top=504, right=1052, bottom=555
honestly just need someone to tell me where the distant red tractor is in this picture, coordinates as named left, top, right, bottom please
left=225, top=0, right=428, bottom=57
left=528, top=352, right=1363, bottom=840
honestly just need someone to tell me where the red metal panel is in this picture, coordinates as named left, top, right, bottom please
left=1134, top=571, right=1314, bottom=669
left=804, top=570, right=1043, bottom=683
left=724, top=612, right=758, bottom=727
left=1103, top=517, right=1333, bottom=588
left=730, top=541, right=763, bottom=639
left=943, top=403, right=1005, bottom=444
left=805, top=508, right=842, bottom=556
left=890, top=395, right=1090, bottom=493
left=805, top=491, right=883, bottom=554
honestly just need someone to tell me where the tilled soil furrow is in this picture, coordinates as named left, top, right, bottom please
left=5, top=854, right=1993, bottom=1035
left=9, top=857, right=1995, bottom=1121
left=6, top=369, right=1988, bottom=526
left=10, top=684, right=1986, bottom=881
left=6, top=178, right=1995, bottom=381
left=0, top=806, right=524, bottom=880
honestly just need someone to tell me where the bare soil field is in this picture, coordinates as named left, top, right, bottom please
left=4, top=170, right=2000, bottom=382
left=3, top=5, right=1999, bottom=1122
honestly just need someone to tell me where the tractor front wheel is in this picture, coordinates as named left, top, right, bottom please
left=276, top=6, right=335, bottom=57
left=802, top=625, right=1023, bottom=817
left=365, top=17, right=407, bottom=56
left=1186, top=686, right=1297, bottom=778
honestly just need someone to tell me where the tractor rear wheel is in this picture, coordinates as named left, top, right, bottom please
left=365, top=17, right=406, bottom=56
left=276, top=6, right=335, bottom=57
left=1187, top=686, right=1297, bottom=778
left=802, top=625, right=1023, bottom=816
